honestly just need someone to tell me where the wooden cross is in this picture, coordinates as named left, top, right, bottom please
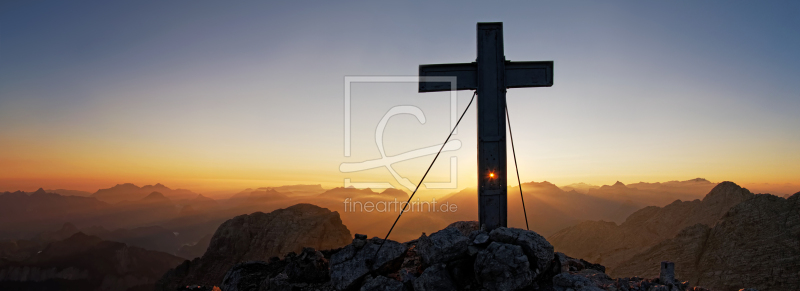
left=418, top=22, right=553, bottom=230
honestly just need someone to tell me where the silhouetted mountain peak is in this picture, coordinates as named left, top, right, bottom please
left=318, top=187, right=377, bottom=198
left=66, top=231, right=95, bottom=242
left=141, top=191, right=171, bottom=203
left=93, top=182, right=196, bottom=203
left=194, top=193, right=215, bottom=201
left=19, top=231, right=185, bottom=290
left=61, top=222, right=79, bottom=233
left=519, top=181, right=563, bottom=192
left=702, top=181, right=753, bottom=205
left=37, top=232, right=104, bottom=258
left=612, top=181, right=626, bottom=187
left=159, top=203, right=351, bottom=289
left=252, top=189, right=287, bottom=198
left=143, top=183, right=172, bottom=191
left=33, top=188, right=47, bottom=195
left=533, top=181, right=560, bottom=190
left=379, top=188, right=408, bottom=199
left=32, top=222, right=83, bottom=243
left=2, top=190, right=27, bottom=198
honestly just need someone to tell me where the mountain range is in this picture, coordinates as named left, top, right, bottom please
left=0, top=178, right=737, bottom=252
left=548, top=182, right=753, bottom=274
left=613, top=191, right=800, bottom=290
left=0, top=178, right=798, bottom=290
left=91, top=183, right=199, bottom=204
left=0, top=232, right=184, bottom=291
left=150, top=185, right=800, bottom=291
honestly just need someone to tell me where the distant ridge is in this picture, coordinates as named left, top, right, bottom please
left=613, top=190, right=800, bottom=290
left=0, top=232, right=184, bottom=291
left=92, top=183, right=197, bottom=203
left=548, top=181, right=754, bottom=274
left=583, top=178, right=716, bottom=207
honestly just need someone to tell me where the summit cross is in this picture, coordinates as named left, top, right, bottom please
left=418, top=22, right=553, bottom=230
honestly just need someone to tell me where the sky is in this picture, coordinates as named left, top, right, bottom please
left=1, top=1, right=799, bottom=195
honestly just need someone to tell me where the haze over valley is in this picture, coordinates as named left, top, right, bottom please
left=1, top=178, right=797, bottom=290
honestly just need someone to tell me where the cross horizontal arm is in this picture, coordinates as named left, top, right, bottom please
left=505, top=61, right=553, bottom=88
left=419, top=62, right=477, bottom=92
left=419, top=61, right=553, bottom=93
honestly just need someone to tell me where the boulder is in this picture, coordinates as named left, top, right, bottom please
left=416, top=226, right=469, bottom=265
left=445, top=257, right=477, bottom=289
left=412, top=263, right=457, bottom=291
left=577, top=269, right=613, bottom=288
left=387, top=242, right=422, bottom=284
left=445, top=220, right=480, bottom=236
left=469, top=229, right=491, bottom=246
left=489, top=227, right=554, bottom=279
left=360, top=275, right=403, bottom=291
left=285, top=247, right=329, bottom=283
left=329, top=237, right=405, bottom=291
left=219, top=261, right=272, bottom=291
left=267, top=272, right=292, bottom=291
left=552, top=272, right=603, bottom=291
left=556, top=252, right=607, bottom=273
left=474, top=242, right=533, bottom=291
left=580, top=258, right=606, bottom=273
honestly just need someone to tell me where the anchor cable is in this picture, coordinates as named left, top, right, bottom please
left=373, top=91, right=477, bottom=261
left=506, top=104, right=530, bottom=230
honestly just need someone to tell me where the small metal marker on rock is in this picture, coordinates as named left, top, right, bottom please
left=660, top=261, right=676, bottom=284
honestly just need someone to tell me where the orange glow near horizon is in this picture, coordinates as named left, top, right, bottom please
left=1, top=129, right=799, bottom=196
left=2, top=136, right=799, bottom=198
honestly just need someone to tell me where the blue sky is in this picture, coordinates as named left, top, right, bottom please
left=1, top=1, right=798, bottom=193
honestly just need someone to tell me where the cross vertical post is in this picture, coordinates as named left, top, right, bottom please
left=476, top=23, right=507, bottom=230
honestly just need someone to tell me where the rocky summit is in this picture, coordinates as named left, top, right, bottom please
left=171, top=221, right=740, bottom=291
left=155, top=203, right=352, bottom=290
